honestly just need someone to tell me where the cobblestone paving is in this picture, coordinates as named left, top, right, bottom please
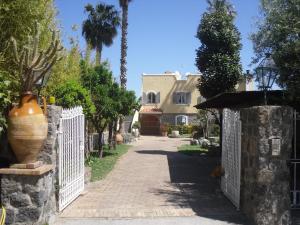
left=58, top=136, right=249, bottom=224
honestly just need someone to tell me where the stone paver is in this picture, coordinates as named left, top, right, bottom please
left=56, top=136, right=249, bottom=224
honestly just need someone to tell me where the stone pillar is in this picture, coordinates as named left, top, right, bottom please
left=0, top=166, right=55, bottom=225
left=0, top=105, right=62, bottom=224
left=38, top=105, right=62, bottom=170
left=240, top=106, right=293, bottom=225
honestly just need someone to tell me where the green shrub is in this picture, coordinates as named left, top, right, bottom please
left=0, top=71, right=11, bottom=134
left=210, top=123, right=220, bottom=137
left=51, top=80, right=95, bottom=118
left=132, top=121, right=141, bottom=129
left=167, top=124, right=199, bottom=135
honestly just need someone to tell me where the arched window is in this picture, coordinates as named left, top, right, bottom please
left=175, top=115, right=188, bottom=125
left=147, top=92, right=156, bottom=104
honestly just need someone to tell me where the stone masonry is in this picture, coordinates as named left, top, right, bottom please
left=38, top=105, right=62, bottom=171
left=240, top=106, right=293, bottom=225
left=1, top=170, right=55, bottom=225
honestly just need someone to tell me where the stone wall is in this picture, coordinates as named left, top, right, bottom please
left=1, top=169, right=55, bottom=225
left=240, top=106, right=293, bottom=225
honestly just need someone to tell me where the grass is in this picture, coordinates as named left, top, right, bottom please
left=85, top=144, right=131, bottom=182
left=177, top=144, right=209, bottom=156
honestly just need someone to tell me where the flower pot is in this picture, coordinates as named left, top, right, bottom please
left=8, top=93, right=48, bottom=164
left=161, top=131, right=168, bottom=137
left=115, top=133, right=123, bottom=144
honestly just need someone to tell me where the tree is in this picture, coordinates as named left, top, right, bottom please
left=81, top=63, right=119, bottom=157
left=80, top=62, right=138, bottom=157
left=82, top=3, right=120, bottom=65
left=119, top=0, right=132, bottom=89
left=195, top=0, right=242, bottom=99
left=251, top=0, right=300, bottom=109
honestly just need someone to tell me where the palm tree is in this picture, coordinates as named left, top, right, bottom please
left=119, top=0, right=132, bottom=89
left=82, top=3, right=120, bottom=65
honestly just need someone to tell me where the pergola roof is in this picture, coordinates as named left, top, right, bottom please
left=194, top=90, right=289, bottom=110
left=140, top=106, right=163, bottom=114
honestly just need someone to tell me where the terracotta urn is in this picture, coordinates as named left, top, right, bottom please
left=115, top=133, right=123, bottom=145
left=8, top=93, right=48, bottom=164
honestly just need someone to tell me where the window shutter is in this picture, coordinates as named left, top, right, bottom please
left=156, top=92, right=160, bottom=103
left=173, top=92, right=177, bottom=104
left=186, top=92, right=191, bottom=104
left=142, top=92, right=147, bottom=104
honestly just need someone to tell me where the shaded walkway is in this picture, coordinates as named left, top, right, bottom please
left=57, top=136, right=249, bottom=224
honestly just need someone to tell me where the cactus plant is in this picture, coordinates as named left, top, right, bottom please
left=10, top=22, right=63, bottom=93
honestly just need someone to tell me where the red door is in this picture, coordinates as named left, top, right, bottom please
left=141, top=114, right=161, bottom=135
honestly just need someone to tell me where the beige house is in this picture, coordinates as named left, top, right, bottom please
left=139, top=71, right=251, bottom=135
left=140, top=72, right=201, bottom=135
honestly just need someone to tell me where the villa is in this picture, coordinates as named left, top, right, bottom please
left=139, top=71, right=252, bottom=135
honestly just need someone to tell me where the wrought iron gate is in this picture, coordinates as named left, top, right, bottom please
left=291, top=111, right=300, bottom=208
left=221, top=108, right=241, bottom=209
left=58, top=106, right=85, bottom=211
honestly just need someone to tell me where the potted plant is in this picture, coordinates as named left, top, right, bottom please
left=7, top=23, right=62, bottom=164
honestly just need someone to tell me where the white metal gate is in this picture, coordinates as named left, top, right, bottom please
left=221, top=108, right=241, bottom=209
left=58, top=106, right=85, bottom=211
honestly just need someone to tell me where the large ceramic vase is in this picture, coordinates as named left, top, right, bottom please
left=8, top=93, right=48, bottom=164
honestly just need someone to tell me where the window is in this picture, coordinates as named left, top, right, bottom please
left=176, top=115, right=188, bottom=125
left=173, top=92, right=191, bottom=104
left=147, top=92, right=156, bottom=104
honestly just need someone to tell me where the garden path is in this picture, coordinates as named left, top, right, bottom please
left=56, top=136, right=249, bottom=225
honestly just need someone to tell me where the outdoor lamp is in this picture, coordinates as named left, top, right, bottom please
left=254, top=53, right=279, bottom=105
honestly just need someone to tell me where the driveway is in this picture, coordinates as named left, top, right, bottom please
left=56, top=136, right=249, bottom=225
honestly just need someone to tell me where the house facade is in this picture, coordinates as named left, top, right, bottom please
left=140, top=71, right=251, bottom=135
left=139, top=72, right=200, bottom=135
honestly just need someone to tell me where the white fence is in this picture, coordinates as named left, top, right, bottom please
left=58, top=106, right=85, bottom=211
left=221, top=108, right=241, bottom=209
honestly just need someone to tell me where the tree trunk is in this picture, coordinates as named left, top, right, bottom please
left=113, top=119, right=117, bottom=150
left=120, top=4, right=128, bottom=89
left=118, top=115, right=124, bottom=134
left=96, top=44, right=102, bottom=66
left=85, top=42, right=92, bottom=64
left=108, top=121, right=113, bottom=150
left=98, top=130, right=104, bottom=158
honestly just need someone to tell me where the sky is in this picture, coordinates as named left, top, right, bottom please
left=54, top=0, right=261, bottom=96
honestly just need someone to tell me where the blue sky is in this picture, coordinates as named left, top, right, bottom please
left=55, top=0, right=260, bottom=95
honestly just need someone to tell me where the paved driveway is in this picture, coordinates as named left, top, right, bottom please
left=56, top=136, right=249, bottom=225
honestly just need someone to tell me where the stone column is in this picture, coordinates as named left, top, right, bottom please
left=0, top=105, right=62, bottom=224
left=0, top=166, right=55, bottom=225
left=240, top=106, right=293, bottom=225
left=38, top=105, right=62, bottom=170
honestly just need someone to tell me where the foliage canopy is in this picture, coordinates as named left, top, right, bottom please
left=196, top=0, right=242, bottom=99
left=82, top=3, right=120, bottom=64
left=251, top=0, right=300, bottom=108
left=51, top=80, right=95, bottom=119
